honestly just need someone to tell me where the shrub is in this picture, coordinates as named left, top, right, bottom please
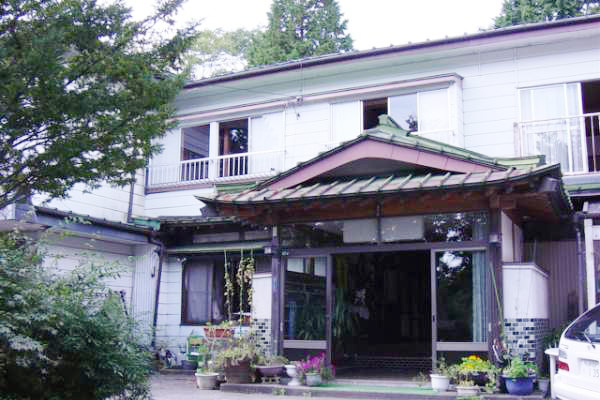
left=0, top=233, right=151, bottom=399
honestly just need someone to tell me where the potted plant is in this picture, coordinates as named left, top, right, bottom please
left=214, top=335, right=260, bottom=384
left=203, top=321, right=234, bottom=338
left=453, top=355, right=496, bottom=387
left=255, top=354, right=288, bottom=381
left=430, top=357, right=451, bottom=392
left=295, top=353, right=333, bottom=386
left=194, top=329, right=221, bottom=389
left=503, top=356, right=537, bottom=395
left=537, top=374, right=550, bottom=395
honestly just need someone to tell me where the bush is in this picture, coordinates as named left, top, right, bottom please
left=0, top=233, right=151, bottom=399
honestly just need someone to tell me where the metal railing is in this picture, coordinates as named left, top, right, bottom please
left=146, top=149, right=285, bottom=189
left=517, top=112, right=600, bottom=174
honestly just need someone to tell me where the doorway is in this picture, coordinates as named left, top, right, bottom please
left=332, top=251, right=431, bottom=376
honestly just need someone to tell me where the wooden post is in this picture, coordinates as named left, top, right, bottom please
left=325, top=254, right=333, bottom=365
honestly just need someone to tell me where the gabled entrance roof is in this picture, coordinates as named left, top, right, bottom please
left=260, top=115, right=543, bottom=190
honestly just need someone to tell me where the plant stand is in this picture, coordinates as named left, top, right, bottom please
left=285, top=364, right=301, bottom=386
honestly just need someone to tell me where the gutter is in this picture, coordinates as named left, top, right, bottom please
left=183, top=14, right=600, bottom=90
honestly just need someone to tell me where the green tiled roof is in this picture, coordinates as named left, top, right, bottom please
left=198, top=164, right=564, bottom=205
left=258, top=115, right=543, bottom=189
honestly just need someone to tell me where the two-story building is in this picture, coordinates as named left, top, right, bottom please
left=5, top=14, right=600, bottom=372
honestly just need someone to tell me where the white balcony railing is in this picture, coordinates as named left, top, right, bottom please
left=517, top=112, right=600, bottom=174
left=146, top=149, right=285, bottom=189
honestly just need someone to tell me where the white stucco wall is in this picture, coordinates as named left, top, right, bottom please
left=252, top=273, right=272, bottom=320
left=503, top=262, right=549, bottom=319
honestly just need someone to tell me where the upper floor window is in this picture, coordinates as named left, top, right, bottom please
left=363, top=89, right=450, bottom=133
left=519, top=80, right=600, bottom=173
left=219, top=119, right=248, bottom=156
left=181, top=124, right=210, bottom=161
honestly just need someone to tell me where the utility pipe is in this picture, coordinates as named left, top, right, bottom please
left=148, top=234, right=165, bottom=348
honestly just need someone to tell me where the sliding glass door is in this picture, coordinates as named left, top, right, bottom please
left=283, top=255, right=331, bottom=362
left=431, top=249, right=488, bottom=363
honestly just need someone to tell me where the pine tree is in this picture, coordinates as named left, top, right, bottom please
left=493, top=0, right=600, bottom=28
left=247, top=0, right=353, bottom=67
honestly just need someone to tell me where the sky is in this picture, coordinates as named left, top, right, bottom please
left=126, top=0, right=507, bottom=51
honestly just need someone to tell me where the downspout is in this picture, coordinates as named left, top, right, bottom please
left=149, top=234, right=165, bottom=348
left=574, top=216, right=585, bottom=315
left=127, top=175, right=136, bottom=223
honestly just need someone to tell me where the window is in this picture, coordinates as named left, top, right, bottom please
left=182, top=260, right=224, bottom=324
left=219, top=119, right=249, bottom=177
left=362, top=89, right=450, bottom=133
left=181, top=125, right=210, bottom=181
left=565, top=304, right=600, bottom=343
left=182, top=255, right=270, bottom=325
left=518, top=82, right=600, bottom=173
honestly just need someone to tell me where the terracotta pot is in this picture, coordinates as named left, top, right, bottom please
left=224, top=359, right=252, bottom=384
left=203, top=327, right=233, bottom=338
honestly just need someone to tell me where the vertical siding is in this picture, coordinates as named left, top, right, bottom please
left=131, top=244, right=159, bottom=341
left=524, top=241, right=579, bottom=329
left=41, top=238, right=135, bottom=304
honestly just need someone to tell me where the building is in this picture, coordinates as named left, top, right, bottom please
left=4, top=15, right=600, bottom=371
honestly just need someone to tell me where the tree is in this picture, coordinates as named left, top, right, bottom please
left=493, top=0, right=600, bottom=28
left=0, top=232, right=152, bottom=399
left=186, top=28, right=257, bottom=78
left=0, top=0, right=199, bottom=210
left=247, top=0, right=353, bottom=67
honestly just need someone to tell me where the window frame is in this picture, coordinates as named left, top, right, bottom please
left=181, top=261, right=215, bottom=325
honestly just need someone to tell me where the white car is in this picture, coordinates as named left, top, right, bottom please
left=554, top=303, right=600, bottom=400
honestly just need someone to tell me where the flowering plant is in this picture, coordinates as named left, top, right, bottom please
left=450, top=355, right=499, bottom=388
left=295, top=353, right=335, bottom=380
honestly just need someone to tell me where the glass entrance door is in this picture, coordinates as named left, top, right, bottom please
left=283, top=255, right=331, bottom=362
left=431, top=249, right=488, bottom=364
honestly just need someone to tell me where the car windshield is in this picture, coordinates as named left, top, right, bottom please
left=565, top=305, right=600, bottom=343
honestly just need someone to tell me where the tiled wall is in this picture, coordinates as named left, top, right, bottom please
left=504, top=318, right=549, bottom=367
left=252, top=318, right=272, bottom=355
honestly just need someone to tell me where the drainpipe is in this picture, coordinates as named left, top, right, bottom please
left=127, top=175, right=136, bottom=223
left=148, top=234, right=165, bottom=348
left=574, top=217, right=586, bottom=315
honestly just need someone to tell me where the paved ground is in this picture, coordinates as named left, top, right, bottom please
left=150, top=374, right=348, bottom=400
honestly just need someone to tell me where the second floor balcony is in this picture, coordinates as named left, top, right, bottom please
left=146, top=149, right=285, bottom=190
left=518, top=112, right=600, bottom=174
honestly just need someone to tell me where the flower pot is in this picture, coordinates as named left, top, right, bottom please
left=430, top=374, right=450, bottom=392
left=255, top=364, right=284, bottom=378
left=305, top=372, right=322, bottom=387
left=538, top=378, right=550, bottom=395
left=504, top=376, right=535, bottom=395
left=195, top=372, right=219, bottom=390
left=203, top=327, right=233, bottom=338
left=456, top=385, right=479, bottom=396
left=467, top=372, right=489, bottom=386
left=285, top=364, right=301, bottom=386
left=223, top=359, right=252, bottom=384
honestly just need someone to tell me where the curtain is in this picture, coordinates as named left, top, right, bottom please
left=472, top=251, right=487, bottom=342
left=183, top=261, right=212, bottom=323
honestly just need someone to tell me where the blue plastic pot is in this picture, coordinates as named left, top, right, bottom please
left=504, top=377, right=534, bottom=395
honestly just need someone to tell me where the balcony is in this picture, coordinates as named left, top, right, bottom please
left=517, top=112, right=600, bottom=174
left=146, top=149, right=285, bottom=190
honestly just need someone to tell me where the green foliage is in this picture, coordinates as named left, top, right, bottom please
left=213, top=334, right=261, bottom=369
left=247, top=0, right=353, bottom=67
left=0, top=233, right=152, bottom=399
left=503, top=356, right=538, bottom=378
left=186, top=28, right=257, bottom=78
left=0, top=0, right=199, bottom=209
left=493, top=0, right=600, bottom=28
